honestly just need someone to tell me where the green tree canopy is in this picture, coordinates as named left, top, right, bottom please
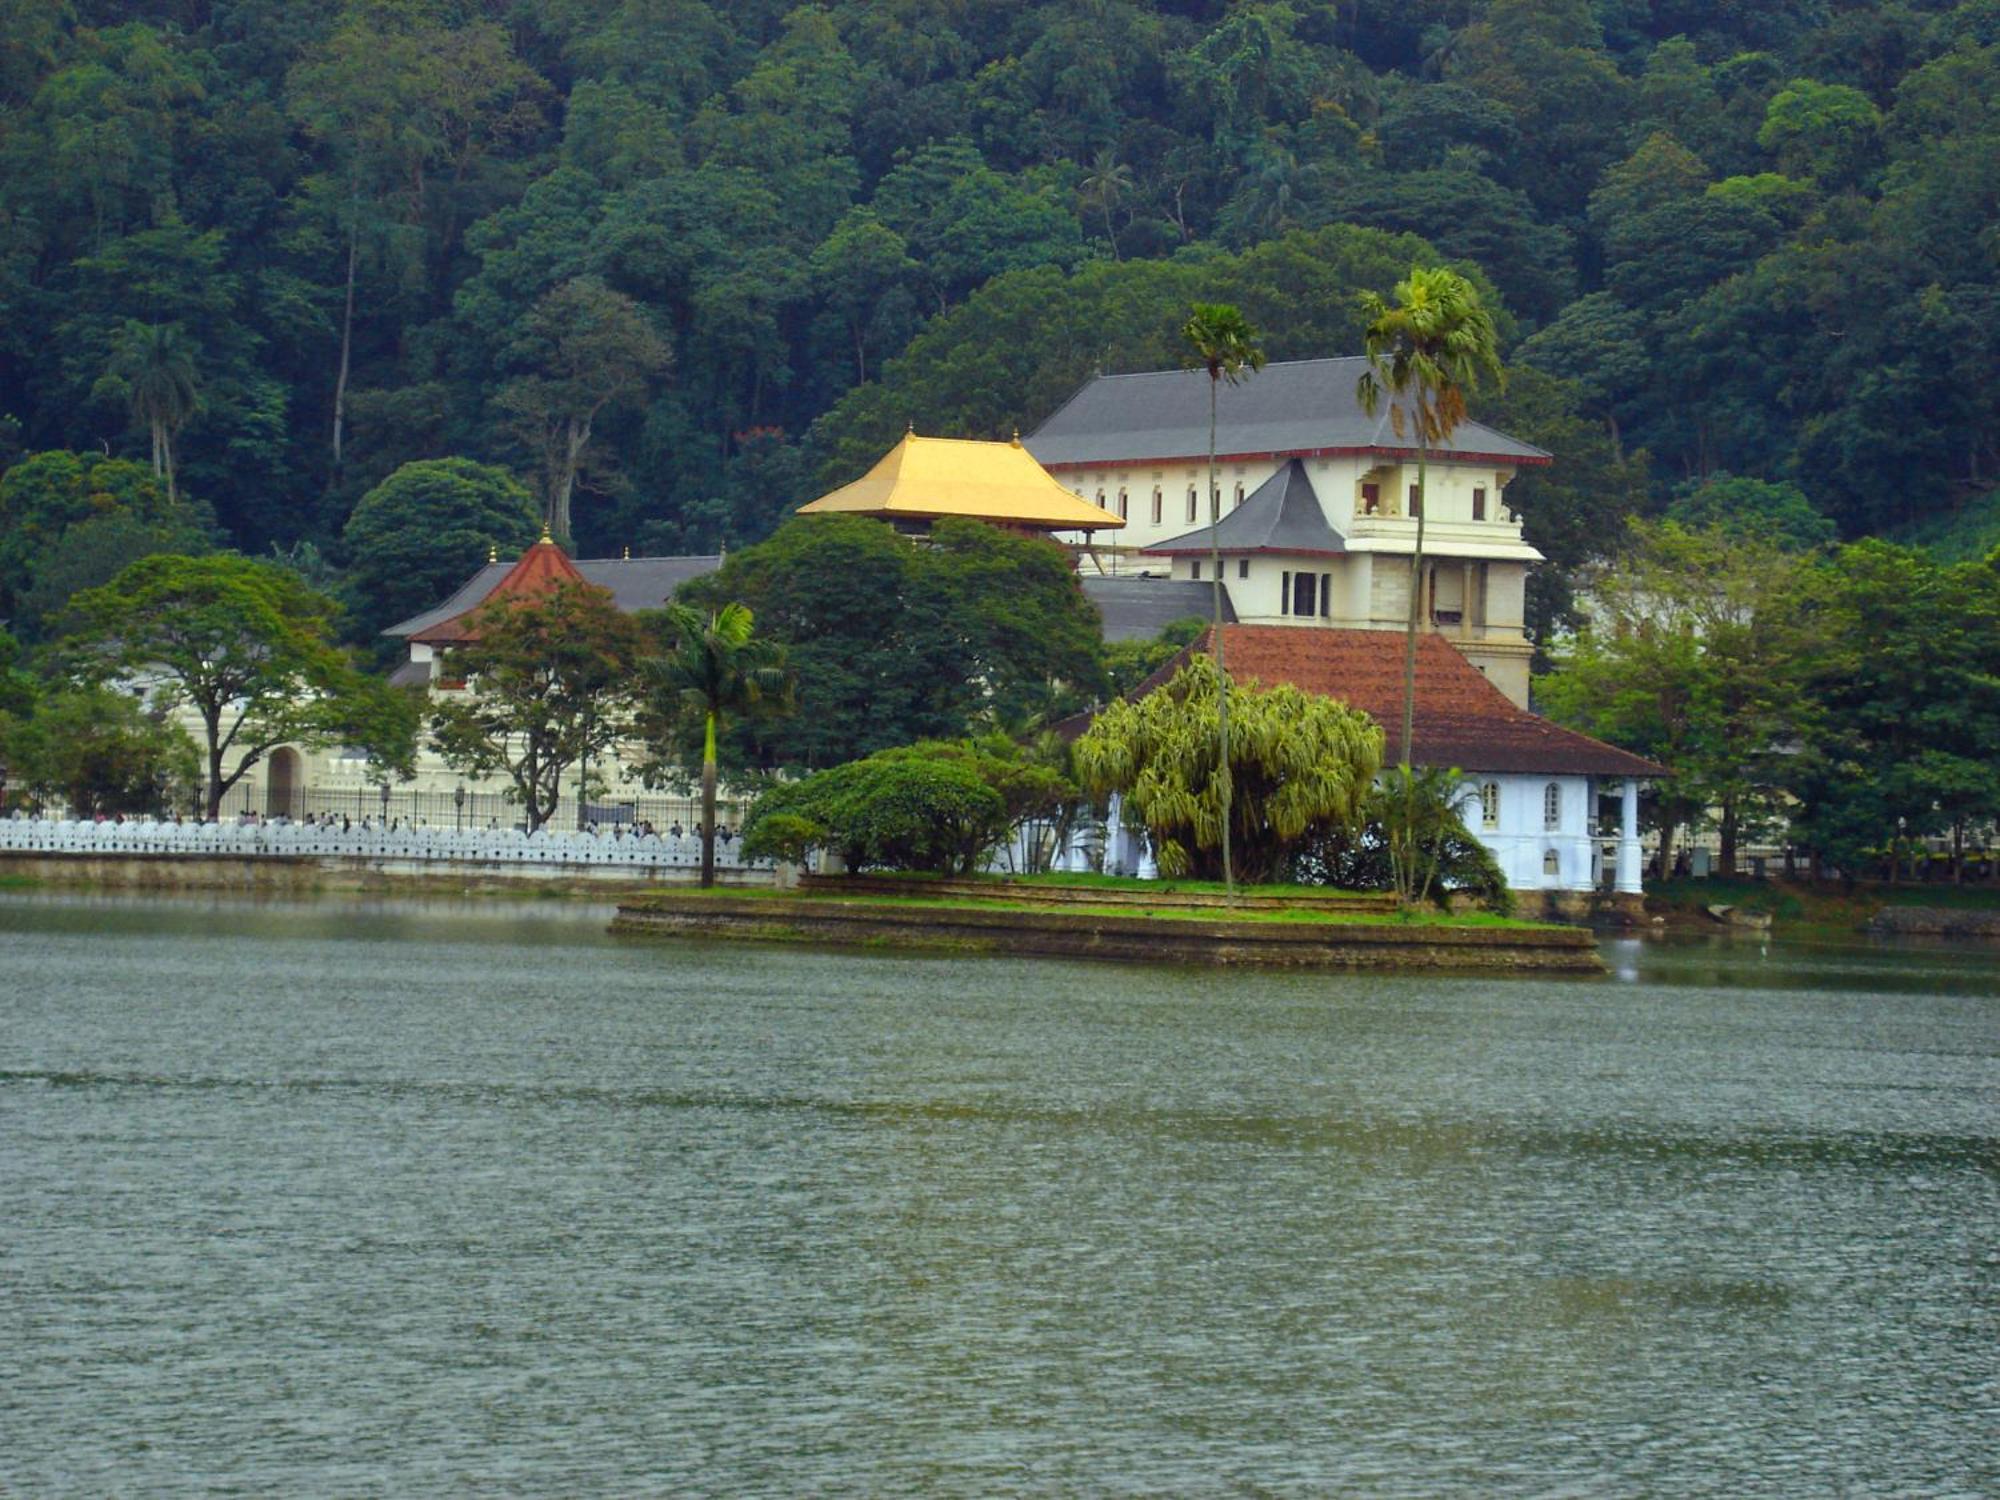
left=1074, top=654, right=1383, bottom=883
left=3, top=684, right=198, bottom=817
left=339, top=457, right=542, bottom=647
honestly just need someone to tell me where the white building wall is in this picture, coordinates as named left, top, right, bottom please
left=1463, top=772, right=1601, bottom=893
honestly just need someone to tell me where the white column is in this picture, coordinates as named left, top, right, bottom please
left=1616, top=778, right=1643, bottom=894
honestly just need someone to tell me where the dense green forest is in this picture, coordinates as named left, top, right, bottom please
left=2, top=0, right=1996, bottom=641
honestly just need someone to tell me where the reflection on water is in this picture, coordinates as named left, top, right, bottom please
left=2, top=892, right=1995, bottom=1496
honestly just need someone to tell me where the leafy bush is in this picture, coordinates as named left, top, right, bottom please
left=743, top=754, right=1008, bottom=874
left=1292, top=769, right=1513, bottom=914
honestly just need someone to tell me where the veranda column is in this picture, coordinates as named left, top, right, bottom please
left=1616, top=778, right=1643, bottom=895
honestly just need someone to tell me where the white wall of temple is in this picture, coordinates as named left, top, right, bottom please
left=1462, top=772, right=1605, bottom=893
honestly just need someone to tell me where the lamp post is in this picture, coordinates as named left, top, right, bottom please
left=454, top=783, right=466, bottom=832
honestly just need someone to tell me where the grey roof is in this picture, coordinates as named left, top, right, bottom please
left=1082, top=576, right=1235, bottom=643
left=1025, top=356, right=1549, bottom=468
left=1144, top=459, right=1346, bottom=557
left=383, top=554, right=723, bottom=637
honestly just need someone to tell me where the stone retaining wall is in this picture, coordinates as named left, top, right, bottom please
left=613, top=894, right=1604, bottom=972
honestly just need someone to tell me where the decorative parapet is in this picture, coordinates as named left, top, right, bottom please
left=0, top=817, right=776, bottom=872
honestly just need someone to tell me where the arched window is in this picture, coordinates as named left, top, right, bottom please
left=1543, top=782, right=1562, bottom=831
left=1151, top=487, right=1162, bottom=525
left=1186, top=486, right=1198, bottom=523
left=1117, top=487, right=1128, bottom=520
left=1233, top=482, right=1245, bottom=507
left=1543, top=849, right=1561, bottom=877
left=1480, top=781, right=1500, bottom=831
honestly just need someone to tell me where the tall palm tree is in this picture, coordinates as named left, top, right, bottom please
left=646, top=602, right=790, bottom=887
left=106, top=321, right=200, bottom=504
left=1078, top=148, right=1135, bottom=260
left=1181, top=302, right=1266, bottom=898
left=1357, top=266, right=1503, bottom=770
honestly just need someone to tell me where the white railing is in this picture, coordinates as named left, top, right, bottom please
left=0, top=816, right=775, bottom=872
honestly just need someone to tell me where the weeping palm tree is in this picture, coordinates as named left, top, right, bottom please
left=1180, top=302, right=1266, bottom=898
left=646, top=602, right=791, bottom=887
left=1357, top=266, right=1503, bottom=770
left=105, top=321, right=200, bottom=505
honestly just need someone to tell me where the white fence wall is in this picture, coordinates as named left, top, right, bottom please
left=0, top=817, right=776, bottom=873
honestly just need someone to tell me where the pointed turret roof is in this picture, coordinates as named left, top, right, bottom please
left=1144, top=459, right=1346, bottom=558
left=796, top=431, right=1125, bottom=531
left=408, top=533, right=588, bottom=645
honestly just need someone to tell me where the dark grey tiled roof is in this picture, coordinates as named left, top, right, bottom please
left=383, top=555, right=723, bottom=637
left=1144, top=459, right=1345, bottom=557
left=1082, top=576, right=1235, bottom=643
left=1026, top=357, right=1548, bottom=468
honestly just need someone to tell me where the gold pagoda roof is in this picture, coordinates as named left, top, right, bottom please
left=797, top=432, right=1125, bottom=531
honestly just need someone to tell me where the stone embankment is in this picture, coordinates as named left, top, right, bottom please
left=1867, top=906, right=2000, bottom=940
left=614, top=886, right=1603, bottom=973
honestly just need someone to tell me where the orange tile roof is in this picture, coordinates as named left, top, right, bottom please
left=410, top=538, right=589, bottom=645
left=1126, top=626, right=1661, bottom=777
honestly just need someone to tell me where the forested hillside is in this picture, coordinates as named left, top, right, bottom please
left=1, top=0, right=1995, bottom=637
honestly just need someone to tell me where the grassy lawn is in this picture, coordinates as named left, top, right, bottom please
left=642, top=885, right=1552, bottom=929
left=847, top=868, right=1379, bottom=900
left=1649, top=875, right=2000, bottom=932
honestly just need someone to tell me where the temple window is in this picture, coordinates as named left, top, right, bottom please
left=1151, top=487, right=1162, bottom=525
left=1291, top=571, right=1316, bottom=617
left=1237, top=558, right=1249, bottom=579
left=1472, top=486, right=1487, bottom=521
left=1408, top=484, right=1422, bottom=518
left=1117, top=487, right=1128, bottom=520
left=1361, top=482, right=1380, bottom=515
left=1481, top=781, right=1500, bottom=830
left=1319, top=573, right=1331, bottom=618
left=1233, top=482, right=1245, bottom=507
left=1186, top=486, right=1197, bottom=523
left=1281, top=570, right=1291, bottom=613
left=1191, top=560, right=1201, bottom=580
left=1543, top=782, right=1562, bottom=831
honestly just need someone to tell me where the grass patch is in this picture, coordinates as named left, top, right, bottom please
left=1649, top=875, right=2000, bottom=934
left=844, top=868, right=1378, bottom=899
left=643, top=886, right=1552, bottom=929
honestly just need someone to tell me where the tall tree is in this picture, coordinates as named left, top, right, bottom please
left=1179, top=301, right=1265, bottom=897
left=642, top=601, right=791, bottom=887
left=1357, top=266, right=1504, bottom=769
left=496, top=276, right=671, bottom=542
left=65, top=554, right=411, bottom=820
left=429, top=581, right=644, bottom=833
left=100, top=321, right=200, bottom=503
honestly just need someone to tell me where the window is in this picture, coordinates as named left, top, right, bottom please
left=1281, top=570, right=1292, bottom=613
left=1191, top=560, right=1202, bottom=580
left=1480, top=781, right=1500, bottom=831
left=1472, top=486, right=1487, bottom=521
left=1543, top=849, right=1561, bottom=877
left=1151, top=487, right=1162, bottom=525
left=1187, top=486, right=1198, bottom=523
left=1237, top=558, right=1249, bottom=579
left=1292, top=571, right=1316, bottom=617
left=1233, top=482, right=1245, bottom=507
left=1408, top=483, right=1422, bottom=518
left=1319, top=573, right=1331, bottom=618
left=1361, top=482, right=1380, bottom=515
left=1096, top=490, right=1107, bottom=510
left=1117, top=488, right=1128, bottom=520
left=1543, top=782, right=1562, bottom=831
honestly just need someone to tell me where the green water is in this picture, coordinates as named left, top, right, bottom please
left=2, top=892, right=1995, bottom=1495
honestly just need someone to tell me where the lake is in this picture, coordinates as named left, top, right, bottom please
left=2, top=891, right=1995, bottom=1496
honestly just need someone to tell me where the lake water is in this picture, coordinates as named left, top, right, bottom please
left=2, top=892, right=1995, bottom=1496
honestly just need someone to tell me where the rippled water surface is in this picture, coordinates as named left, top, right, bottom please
left=3, top=893, right=1996, bottom=1496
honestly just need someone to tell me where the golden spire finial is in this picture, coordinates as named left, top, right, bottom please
left=487, top=542, right=498, bottom=564
left=1010, top=427, right=1022, bottom=447
left=623, top=544, right=631, bottom=560
left=539, top=520, right=553, bottom=545
left=906, top=419, right=915, bottom=436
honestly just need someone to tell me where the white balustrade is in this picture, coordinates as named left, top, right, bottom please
left=0, top=814, right=772, bottom=872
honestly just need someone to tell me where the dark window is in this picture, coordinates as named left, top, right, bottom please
left=1281, top=570, right=1292, bottom=614
left=1292, top=571, right=1316, bottom=617
left=1117, top=488, right=1128, bottom=520
left=1408, top=484, right=1422, bottom=518
left=1472, top=486, right=1487, bottom=521
left=1151, top=488, right=1162, bottom=525
left=1187, top=487, right=1197, bottom=523
left=1191, top=560, right=1201, bottom=580
left=1319, top=573, right=1331, bottom=618
left=1233, top=482, right=1244, bottom=507
left=1361, top=482, right=1380, bottom=515
left=1237, top=558, right=1249, bottom=579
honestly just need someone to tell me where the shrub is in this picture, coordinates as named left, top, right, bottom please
left=743, top=754, right=1007, bottom=874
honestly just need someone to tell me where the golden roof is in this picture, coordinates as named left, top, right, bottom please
left=798, top=432, right=1126, bottom=531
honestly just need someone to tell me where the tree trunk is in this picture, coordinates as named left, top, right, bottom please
left=700, top=711, right=718, bottom=889
left=554, top=416, right=590, bottom=541
left=332, top=220, right=358, bottom=470
left=1951, top=818, right=1963, bottom=884
left=1718, top=798, right=1738, bottom=878
left=1658, top=816, right=1677, bottom=886
left=1400, top=439, right=1428, bottom=768
left=162, top=429, right=177, bottom=507
left=1206, top=374, right=1232, bottom=899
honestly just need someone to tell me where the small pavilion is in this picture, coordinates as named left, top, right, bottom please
left=797, top=430, right=1124, bottom=538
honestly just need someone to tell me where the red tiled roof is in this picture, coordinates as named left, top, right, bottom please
left=410, top=540, right=588, bottom=645
left=1122, top=626, right=1662, bottom=778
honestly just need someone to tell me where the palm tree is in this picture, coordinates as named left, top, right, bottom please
left=646, top=602, right=790, bottom=887
left=105, top=321, right=200, bottom=504
left=1180, top=302, right=1266, bottom=898
left=1078, top=149, right=1135, bottom=260
left=1357, top=266, right=1503, bottom=769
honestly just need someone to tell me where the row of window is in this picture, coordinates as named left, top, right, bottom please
left=1095, top=483, right=1253, bottom=524
left=1477, top=781, right=1565, bottom=832
left=1358, top=483, right=1488, bottom=520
